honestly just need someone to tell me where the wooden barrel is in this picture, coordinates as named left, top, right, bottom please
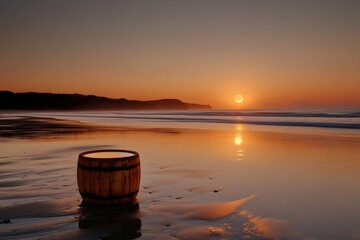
left=77, top=149, right=141, bottom=205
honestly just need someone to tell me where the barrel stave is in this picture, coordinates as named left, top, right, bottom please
left=77, top=150, right=140, bottom=205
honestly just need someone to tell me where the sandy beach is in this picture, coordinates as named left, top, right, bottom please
left=0, top=112, right=360, bottom=240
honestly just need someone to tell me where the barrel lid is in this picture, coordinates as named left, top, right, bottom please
left=79, top=149, right=139, bottom=161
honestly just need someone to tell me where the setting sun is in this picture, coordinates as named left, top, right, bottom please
left=234, top=94, right=244, bottom=104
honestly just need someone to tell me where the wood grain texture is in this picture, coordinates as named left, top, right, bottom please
left=77, top=149, right=140, bottom=205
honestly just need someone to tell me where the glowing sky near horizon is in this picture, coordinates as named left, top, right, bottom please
left=0, top=0, right=359, bottom=109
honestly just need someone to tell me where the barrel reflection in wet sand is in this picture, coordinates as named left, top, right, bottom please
left=79, top=202, right=141, bottom=239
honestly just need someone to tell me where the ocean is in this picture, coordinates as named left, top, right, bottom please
left=15, top=109, right=360, bottom=129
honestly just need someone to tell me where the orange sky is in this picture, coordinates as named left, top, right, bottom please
left=1, top=1, right=359, bottom=109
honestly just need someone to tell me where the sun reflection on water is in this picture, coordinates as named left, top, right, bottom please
left=234, top=134, right=242, bottom=146
left=234, top=125, right=244, bottom=160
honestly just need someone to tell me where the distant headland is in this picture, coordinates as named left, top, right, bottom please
left=0, top=91, right=211, bottom=111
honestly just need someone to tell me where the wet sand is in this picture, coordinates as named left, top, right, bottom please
left=0, top=116, right=360, bottom=239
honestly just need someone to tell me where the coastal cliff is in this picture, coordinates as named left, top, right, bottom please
left=0, top=91, right=211, bottom=110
